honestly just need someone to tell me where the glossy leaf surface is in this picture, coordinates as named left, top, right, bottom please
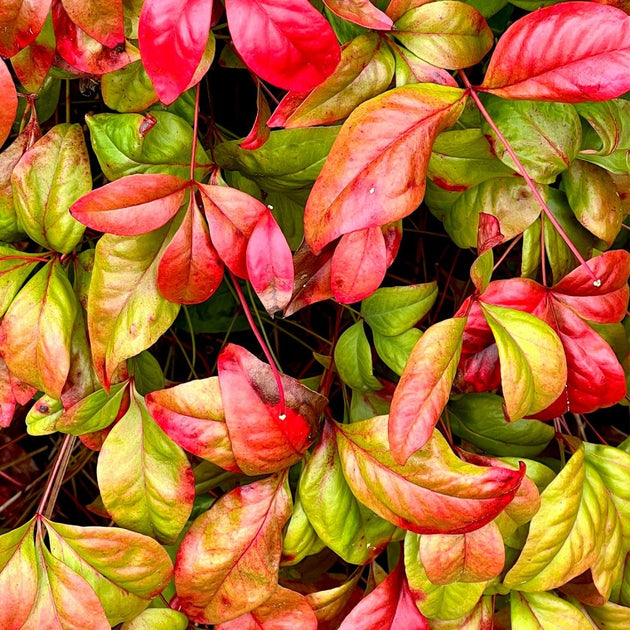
left=0, top=0, right=51, bottom=56
left=0, top=59, right=18, bottom=146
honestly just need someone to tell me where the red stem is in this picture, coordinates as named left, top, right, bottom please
left=229, top=271, right=287, bottom=417
left=190, top=84, right=201, bottom=183
left=460, top=72, right=601, bottom=287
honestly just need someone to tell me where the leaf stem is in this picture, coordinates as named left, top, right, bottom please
left=459, top=71, right=601, bottom=287
left=190, top=83, right=201, bottom=183
left=36, top=434, right=77, bottom=520
left=229, top=271, right=286, bottom=417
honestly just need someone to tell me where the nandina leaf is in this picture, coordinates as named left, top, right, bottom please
left=101, top=60, right=159, bottom=113
left=198, top=183, right=268, bottom=278
left=0, top=519, right=38, bottom=630
left=44, top=519, right=173, bottom=625
left=12, top=123, right=92, bottom=253
left=146, top=376, right=240, bottom=472
left=86, top=111, right=211, bottom=181
left=175, top=473, right=292, bottom=624
left=576, top=99, right=630, bottom=156
left=331, top=227, right=387, bottom=304
left=271, top=33, right=396, bottom=130
left=389, top=317, right=466, bottom=465
left=11, top=13, right=56, bottom=92
left=138, top=0, right=212, bottom=105
left=299, top=421, right=399, bottom=564
left=362, top=282, right=438, bottom=337
left=52, top=1, right=138, bottom=74
left=334, top=321, right=382, bottom=392
left=70, top=174, right=188, bottom=236
left=404, top=532, right=487, bottom=621
left=87, top=226, right=180, bottom=388
left=97, top=390, right=195, bottom=544
left=215, top=585, right=318, bottom=629
left=225, top=0, right=341, bottom=92
left=373, top=329, right=422, bottom=377
left=336, top=415, right=525, bottom=534
left=304, top=84, right=466, bottom=253
left=118, top=609, right=188, bottom=630
left=246, top=211, right=294, bottom=314
left=511, top=591, right=593, bottom=629
left=338, top=559, right=428, bottom=629
left=562, top=161, right=624, bottom=246
left=61, top=0, right=124, bottom=48
left=480, top=303, right=567, bottom=420
left=393, top=2, right=493, bottom=69
left=323, top=0, right=393, bottom=30
left=281, top=493, right=325, bottom=566
left=0, top=59, right=18, bottom=147
left=304, top=573, right=363, bottom=628
left=419, top=520, right=505, bottom=585
left=0, top=358, right=18, bottom=427
left=0, top=261, right=78, bottom=399
left=0, top=246, right=41, bottom=318
left=158, top=199, right=224, bottom=304
left=390, top=41, right=458, bottom=88
left=584, top=600, right=630, bottom=628
left=25, top=538, right=110, bottom=629
left=0, top=0, right=51, bottom=56
left=239, top=82, right=271, bottom=151
left=217, top=344, right=326, bottom=475
left=479, top=2, right=630, bottom=102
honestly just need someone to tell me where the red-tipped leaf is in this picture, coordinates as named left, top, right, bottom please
left=0, top=59, right=18, bottom=147
left=323, top=0, right=393, bottom=30
left=61, top=0, right=124, bottom=48
left=0, top=0, right=51, bottom=57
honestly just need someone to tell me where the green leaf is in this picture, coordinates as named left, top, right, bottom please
left=481, top=96, right=582, bottom=184
left=0, top=246, right=41, bottom=317
left=56, top=383, right=128, bottom=435
left=562, top=160, right=624, bottom=246
left=504, top=441, right=625, bottom=595
left=576, top=99, right=630, bottom=156
left=0, top=128, right=30, bottom=242
left=373, top=328, right=422, bottom=376
left=25, top=395, right=64, bottom=436
left=0, top=260, right=78, bottom=399
left=510, top=591, right=593, bottom=630
left=101, top=60, right=158, bottom=113
left=444, top=178, right=544, bottom=249
left=584, top=600, right=630, bottom=629
left=393, top=2, right=493, bottom=69
left=0, top=519, right=38, bottom=630
left=447, top=393, right=555, bottom=457
left=361, top=282, right=437, bottom=336
left=121, top=608, right=189, bottom=630
left=481, top=303, right=567, bottom=420
left=334, top=321, right=382, bottom=391
left=45, top=519, right=174, bottom=626
left=470, top=249, right=493, bottom=292
left=299, top=421, right=399, bottom=564
left=404, top=532, right=486, bottom=620
left=428, top=128, right=514, bottom=191
left=86, top=110, right=211, bottom=181
left=130, top=351, right=165, bottom=395
left=214, top=127, right=340, bottom=193
left=281, top=491, right=326, bottom=567
left=96, top=390, right=194, bottom=544
left=87, top=225, right=180, bottom=388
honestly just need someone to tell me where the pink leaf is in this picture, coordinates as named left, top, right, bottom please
left=71, top=174, right=189, bottom=236
left=323, top=0, right=393, bottom=30
left=225, top=0, right=341, bottom=91
left=331, top=227, right=387, bottom=304
left=199, top=183, right=268, bottom=278
left=480, top=2, right=630, bottom=102
left=61, top=0, right=124, bottom=48
left=240, top=81, right=272, bottom=150
left=339, top=560, right=428, bottom=629
left=0, top=0, right=51, bottom=57
left=218, top=344, right=327, bottom=475
left=138, top=0, right=213, bottom=105
left=246, top=211, right=294, bottom=315
left=0, top=59, right=18, bottom=147
left=158, top=198, right=224, bottom=304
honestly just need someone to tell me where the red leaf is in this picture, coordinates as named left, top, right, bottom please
left=338, top=560, right=428, bottom=629
left=70, top=174, right=189, bottom=236
left=138, top=0, right=213, bottom=105
left=225, top=0, right=341, bottom=91
left=52, top=1, right=138, bottom=74
left=477, top=212, right=503, bottom=254
left=61, top=0, right=124, bottom=48
left=198, top=183, right=268, bottom=277
left=146, top=377, right=241, bottom=472
left=215, top=585, right=318, bottom=629
left=217, top=344, right=327, bottom=475
left=389, top=318, right=466, bottom=465
left=158, top=198, right=224, bottom=304
left=0, top=0, right=51, bottom=57
left=0, top=357, right=18, bottom=427
left=323, top=0, right=393, bottom=30
left=11, top=16, right=56, bottom=92
left=246, top=211, right=294, bottom=315
left=240, top=81, right=272, bottom=150
left=331, top=227, right=386, bottom=304
left=175, top=473, right=291, bottom=624
left=304, top=84, right=466, bottom=253
left=480, top=2, right=630, bottom=102
left=0, top=59, right=18, bottom=147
